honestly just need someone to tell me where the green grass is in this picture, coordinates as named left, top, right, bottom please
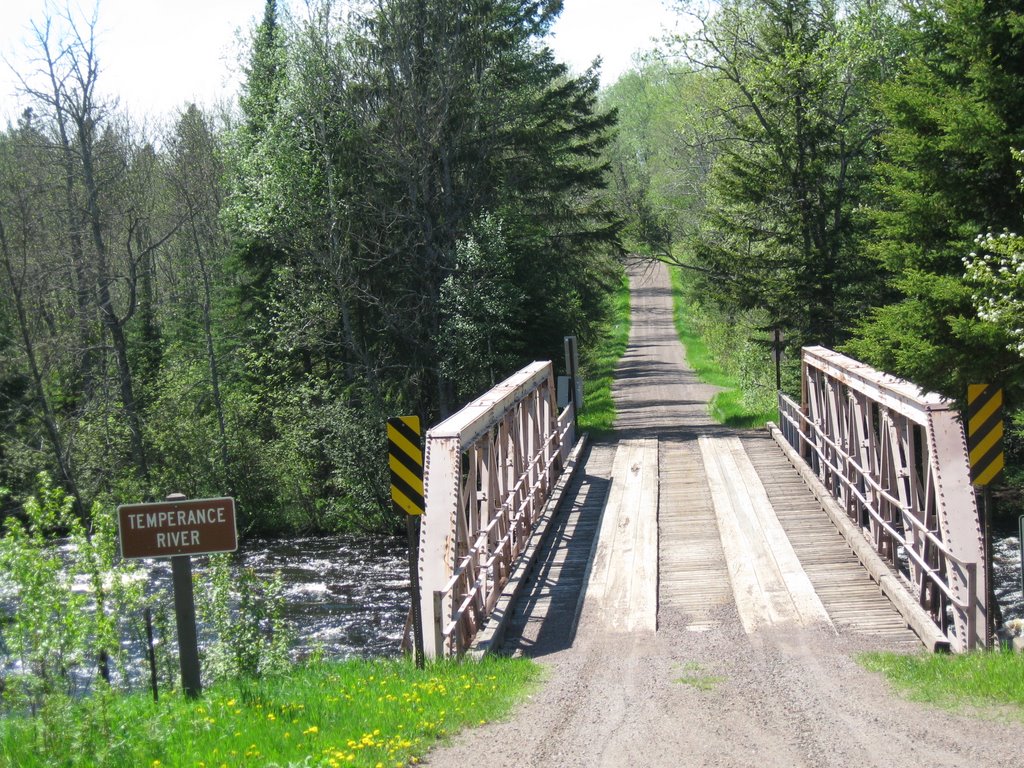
left=860, top=649, right=1024, bottom=717
left=0, top=656, right=541, bottom=768
left=674, top=662, right=726, bottom=692
left=709, top=389, right=777, bottom=430
left=577, top=270, right=631, bottom=437
left=669, top=268, right=776, bottom=429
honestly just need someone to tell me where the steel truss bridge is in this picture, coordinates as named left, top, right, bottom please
left=415, top=346, right=988, bottom=658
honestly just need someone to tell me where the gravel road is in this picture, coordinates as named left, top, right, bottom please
left=423, top=260, right=1024, bottom=767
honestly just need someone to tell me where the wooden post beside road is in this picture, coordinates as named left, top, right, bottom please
left=565, top=336, right=581, bottom=430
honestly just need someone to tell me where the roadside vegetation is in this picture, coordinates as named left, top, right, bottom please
left=0, top=656, right=541, bottom=768
left=669, top=268, right=779, bottom=429
left=0, top=478, right=540, bottom=767
left=0, top=0, right=621, bottom=536
left=860, top=649, right=1024, bottom=718
left=577, top=271, right=632, bottom=437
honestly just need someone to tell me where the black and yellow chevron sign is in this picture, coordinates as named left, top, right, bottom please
left=967, top=384, right=1004, bottom=487
left=387, top=416, right=424, bottom=516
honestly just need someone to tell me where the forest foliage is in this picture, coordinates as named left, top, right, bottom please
left=0, top=0, right=623, bottom=535
left=6, top=0, right=1024, bottom=534
left=602, top=0, right=1024, bottom=470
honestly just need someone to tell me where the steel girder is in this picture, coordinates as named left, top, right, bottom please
left=785, top=347, right=985, bottom=651
left=419, top=362, right=569, bottom=658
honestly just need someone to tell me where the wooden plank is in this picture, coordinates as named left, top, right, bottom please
left=742, top=434, right=922, bottom=649
left=700, top=435, right=832, bottom=634
left=500, top=443, right=615, bottom=656
left=658, top=439, right=733, bottom=630
left=581, top=439, right=659, bottom=633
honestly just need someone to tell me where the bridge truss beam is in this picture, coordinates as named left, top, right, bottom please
left=419, top=361, right=574, bottom=658
left=778, top=346, right=986, bottom=651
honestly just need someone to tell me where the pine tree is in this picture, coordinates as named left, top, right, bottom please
left=677, top=0, right=889, bottom=348
left=846, top=0, right=1024, bottom=396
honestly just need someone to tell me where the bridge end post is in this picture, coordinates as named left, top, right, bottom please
left=927, top=408, right=987, bottom=651
left=420, top=433, right=461, bottom=659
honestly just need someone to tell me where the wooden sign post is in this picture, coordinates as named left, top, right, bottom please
left=117, top=493, right=238, bottom=698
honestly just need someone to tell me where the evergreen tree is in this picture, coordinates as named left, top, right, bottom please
left=217, top=0, right=621, bottom=528
left=672, top=0, right=892, bottom=349
left=227, top=0, right=290, bottom=303
left=846, top=0, right=1024, bottom=396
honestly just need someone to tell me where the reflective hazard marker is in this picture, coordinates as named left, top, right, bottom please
left=967, top=384, right=1004, bottom=486
left=388, top=416, right=425, bottom=668
left=388, top=416, right=424, bottom=516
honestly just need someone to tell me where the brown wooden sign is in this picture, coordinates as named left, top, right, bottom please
left=117, top=497, right=237, bottom=559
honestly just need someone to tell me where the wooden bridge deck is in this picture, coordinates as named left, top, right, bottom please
left=496, top=260, right=919, bottom=654
left=500, top=430, right=920, bottom=654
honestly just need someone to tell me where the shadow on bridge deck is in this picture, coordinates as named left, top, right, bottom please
left=498, top=428, right=921, bottom=657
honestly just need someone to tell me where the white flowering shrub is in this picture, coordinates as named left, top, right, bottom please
left=963, top=148, right=1024, bottom=355
left=964, top=228, right=1024, bottom=355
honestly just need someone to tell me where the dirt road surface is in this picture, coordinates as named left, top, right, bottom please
left=423, top=260, right=1024, bottom=767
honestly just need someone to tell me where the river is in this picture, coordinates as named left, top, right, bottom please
left=136, top=534, right=412, bottom=661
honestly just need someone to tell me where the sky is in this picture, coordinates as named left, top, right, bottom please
left=0, top=0, right=682, bottom=125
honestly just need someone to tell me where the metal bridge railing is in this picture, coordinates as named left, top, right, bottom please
left=418, top=361, right=575, bottom=658
left=777, top=346, right=986, bottom=651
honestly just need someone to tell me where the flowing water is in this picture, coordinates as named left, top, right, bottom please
left=168, top=534, right=413, bottom=659
left=242, top=534, right=411, bottom=658
left=993, top=525, right=1024, bottom=627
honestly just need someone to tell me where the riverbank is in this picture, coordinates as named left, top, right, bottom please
left=0, top=656, right=540, bottom=768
